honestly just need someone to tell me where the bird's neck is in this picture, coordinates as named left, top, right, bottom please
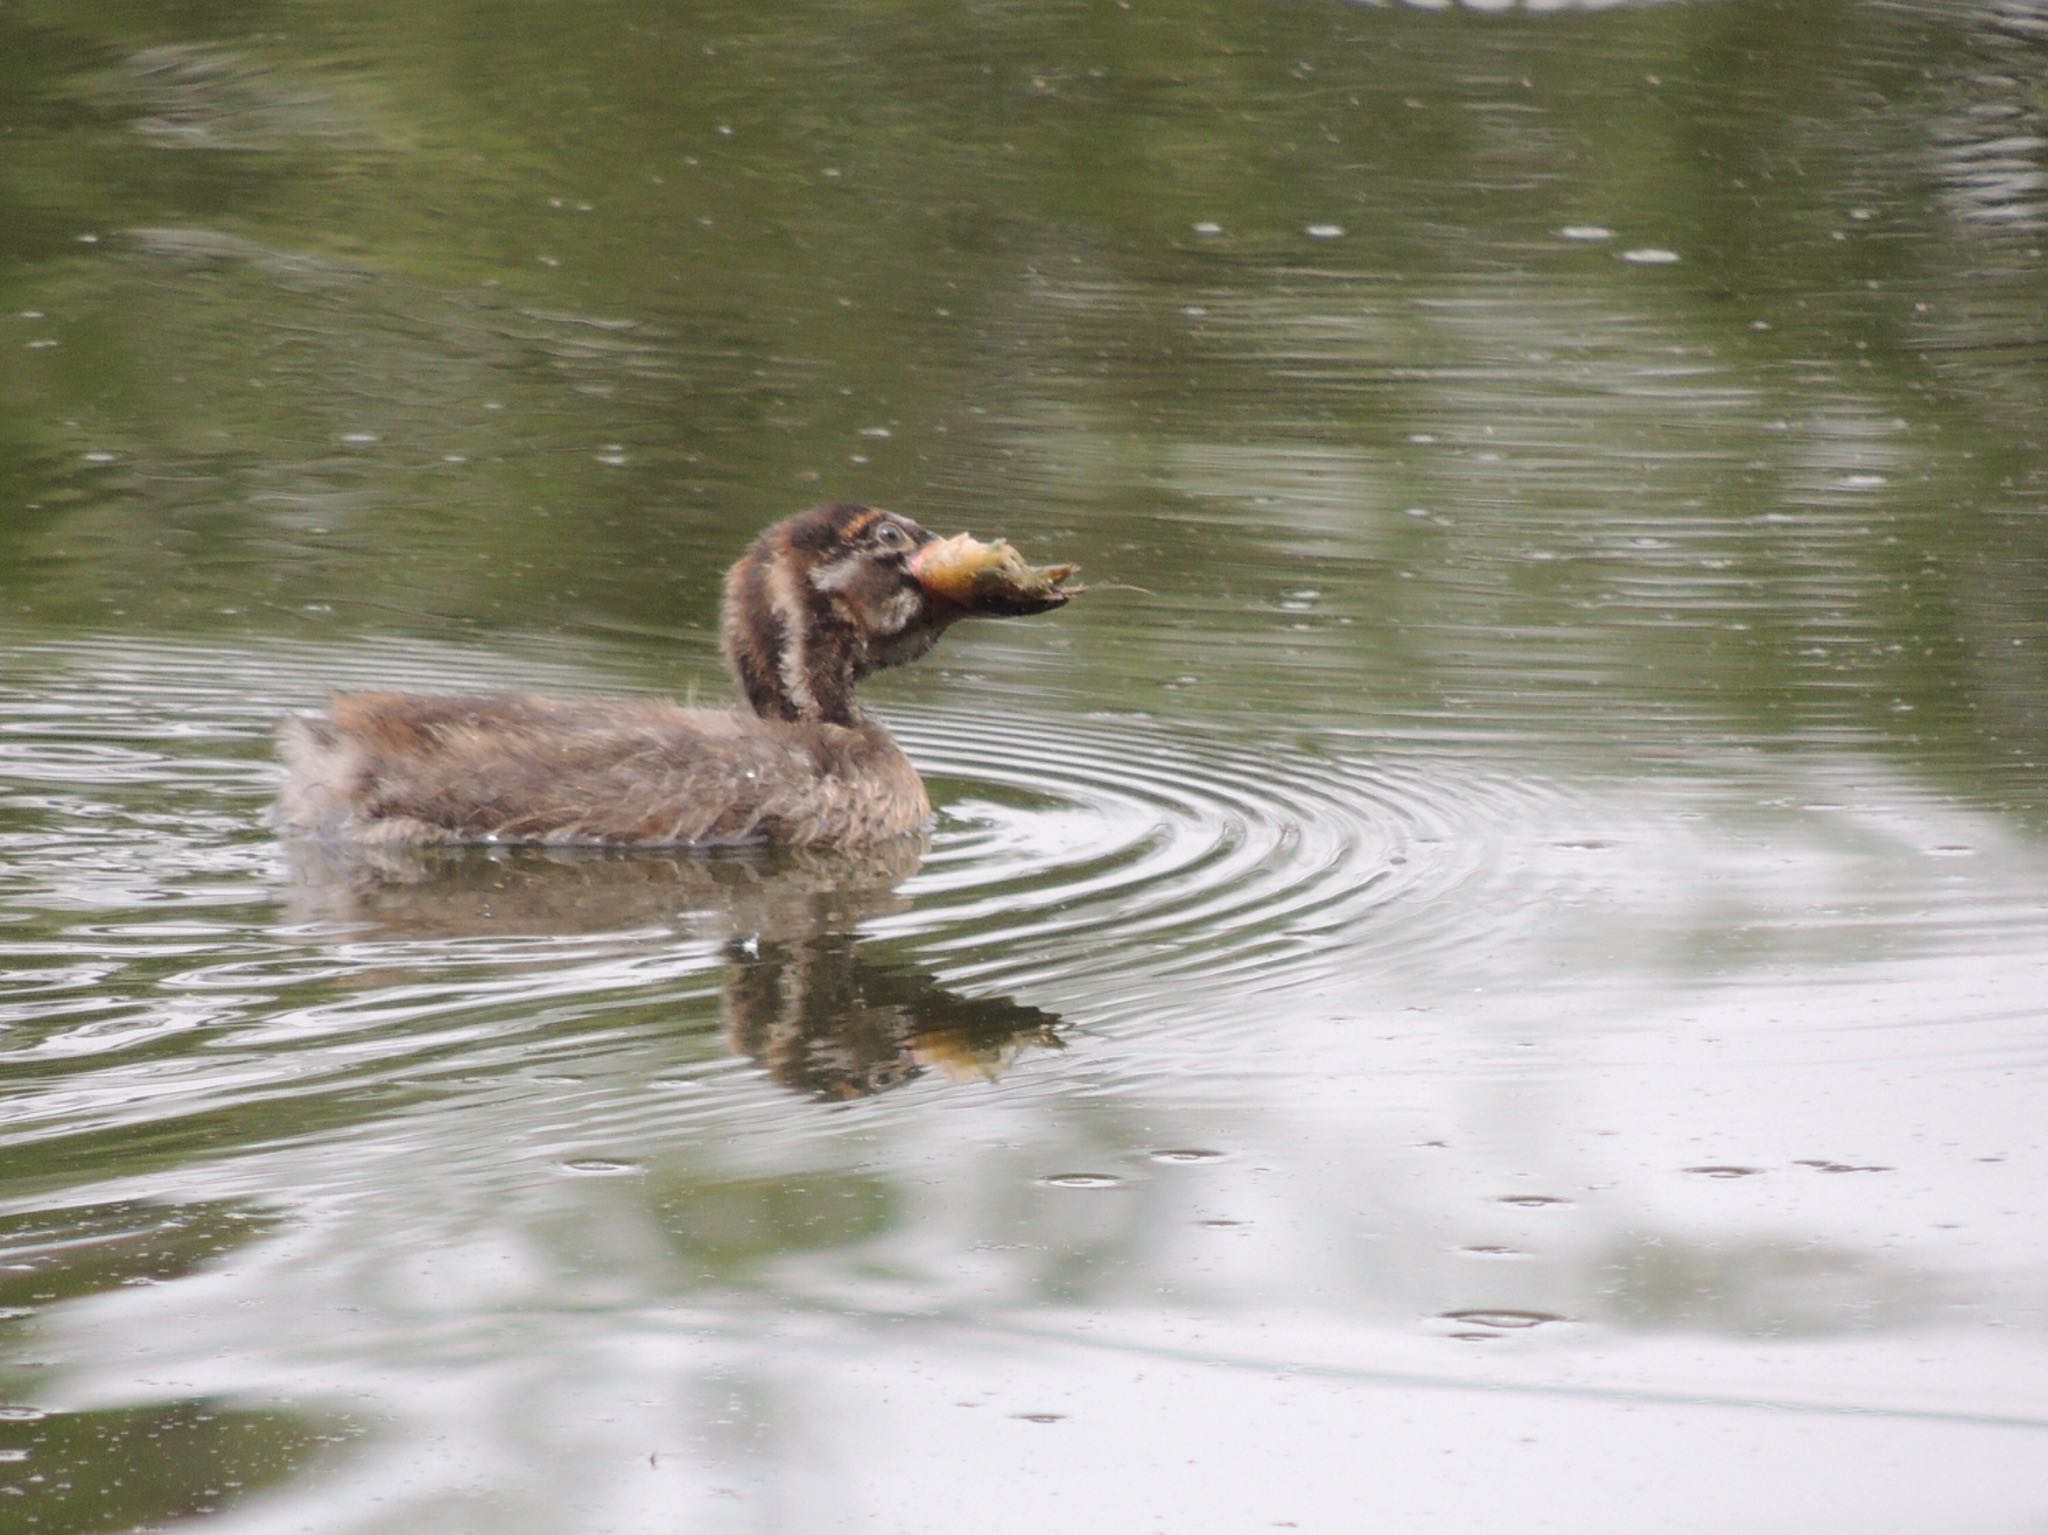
left=743, top=652, right=862, bottom=728
left=721, top=556, right=866, bottom=727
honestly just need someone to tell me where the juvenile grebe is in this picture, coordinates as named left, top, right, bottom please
left=276, top=503, right=1078, bottom=847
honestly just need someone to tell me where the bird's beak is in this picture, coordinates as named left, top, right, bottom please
left=911, top=533, right=1083, bottom=617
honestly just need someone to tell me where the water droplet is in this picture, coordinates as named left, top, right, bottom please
left=1620, top=247, right=1681, bottom=265
left=1305, top=223, right=1345, bottom=240
left=1439, top=1308, right=1564, bottom=1329
left=561, top=1158, right=643, bottom=1177
left=1149, top=1148, right=1226, bottom=1164
left=1011, top=1412, right=1066, bottom=1423
left=1558, top=225, right=1613, bottom=241
left=1192, top=220, right=1224, bottom=236
left=1039, top=1172, right=1123, bottom=1189
left=1685, top=1165, right=1764, bottom=1179
left=1494, top=1195, right=1571, bottom=1209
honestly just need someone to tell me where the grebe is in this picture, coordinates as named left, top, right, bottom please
left=276, top=502, right=1078, bottom=847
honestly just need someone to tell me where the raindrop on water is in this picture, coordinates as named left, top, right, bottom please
left=1439, top=1309, right=1565, bottom=1330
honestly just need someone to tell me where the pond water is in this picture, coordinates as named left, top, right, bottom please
left=5, top=0, right=2048, bottom=1529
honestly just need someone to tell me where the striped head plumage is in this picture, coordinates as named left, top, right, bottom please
left=720, top=504, right=951, bottom=727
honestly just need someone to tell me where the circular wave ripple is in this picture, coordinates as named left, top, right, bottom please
left=885, top=706, right=1600, bottom=1008
left=0, top=638, right=1622, bottom=1130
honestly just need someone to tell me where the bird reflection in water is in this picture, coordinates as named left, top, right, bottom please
left=281, top=834, right=1062, bottom=1099
left=722, top=928, right=1060, bottom=1099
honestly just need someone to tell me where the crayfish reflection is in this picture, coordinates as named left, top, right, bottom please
left=282, top=833, right=1063, bottom=1100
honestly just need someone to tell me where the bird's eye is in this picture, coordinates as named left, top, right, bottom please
left=874, top=521, right=908, bottom=549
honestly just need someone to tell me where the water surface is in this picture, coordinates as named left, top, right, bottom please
left=4, top=1, right=2048, bottom=1530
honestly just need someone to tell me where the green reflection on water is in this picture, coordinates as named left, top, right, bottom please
left=0, top=1201, right=342, bottom=1530
left=4, top=0, right=2048, bottom=1527
left=1, top=0, right=2042, bottom=804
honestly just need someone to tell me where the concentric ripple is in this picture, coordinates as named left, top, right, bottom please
left=0, top=634, right=1631, bottom=1143
left=9, top=632, right=2043, bottom=1154
left=889, top=706, right=1602, bottom=1006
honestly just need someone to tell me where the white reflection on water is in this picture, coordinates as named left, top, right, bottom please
left=2, top=637, right=2046, bottom=1532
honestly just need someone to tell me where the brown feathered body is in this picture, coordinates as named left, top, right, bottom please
left=277, top=691, right=928, bottom=847
left=274, top=504, right=1071, bottom=849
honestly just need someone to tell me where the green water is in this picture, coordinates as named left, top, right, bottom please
left=4, top=2, right=2047, bottom=1530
